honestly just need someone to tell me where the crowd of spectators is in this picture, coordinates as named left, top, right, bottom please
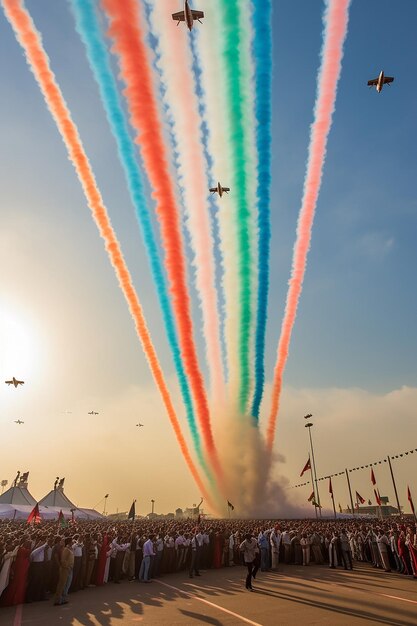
left=0, top=516, right=416, bottom=607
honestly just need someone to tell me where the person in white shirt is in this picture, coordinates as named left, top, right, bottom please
left=175, top=534, right=185, bottom=570
left=189, top=531, right=202, bottom=578
left=270, top=526, right=282, bottom=570
left=228, top=533, right=235, bottom=566
left=239, top=534, right=259, bottom=591
left=139, top=535, right=155, bottom=582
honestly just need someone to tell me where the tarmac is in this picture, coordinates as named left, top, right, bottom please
left=1, top=562, right=416, bottom=626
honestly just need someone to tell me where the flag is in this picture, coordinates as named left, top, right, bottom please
left=407, top=486, right=415, bottom=515
left=374, top=489, right=381, bottom=506
left=227, top=500, right=235, bottom=511
left=27, top=503, right=41, bottom=524
left=58, top=509, right=68, bottom=528
left=128, top=499, right=136, bottom=520
left=355, top=491, right=366, bottom=504
left=308, top=491, right=315, bottom=502
left=300, top=458, right=311, bottom=477
left=370, top=468, right=376, bottom=485
left=329, top=477, right=333, bottom=496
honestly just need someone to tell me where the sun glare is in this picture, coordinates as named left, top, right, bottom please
left=0, top=307, right=39, bottom=380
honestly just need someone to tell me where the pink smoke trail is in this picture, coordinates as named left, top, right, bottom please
left=1, top=0, right=214, bottom=509
left=149, top=1, right=225, bottom=404
left=267, top=0, right=351, bottom=451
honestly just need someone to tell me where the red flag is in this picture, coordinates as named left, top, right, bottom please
left=355, top=491, right=365, bottom=504
left=374, top=489, right=381, bottom=506
left=329, top=477, right=333, bottom=496
left=27, top=503, right=41, bottom=524
left=407, top=486, right=415, bottom=515
left=370, top=468, right=376, bottom=485
left=300, top=458, right=311, bottom=477
left=308, top=491, right=315, bottom=502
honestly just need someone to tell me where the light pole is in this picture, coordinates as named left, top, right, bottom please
left=151, top=499, right=155, bottom=515
left=304, top=415, right=321, bottom=517
left=103, top=494, right=109, bottom=516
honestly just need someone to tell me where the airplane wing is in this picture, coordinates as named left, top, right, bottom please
left=209, top=188, right=217, bottom=193
left=383, top=76, right=394, bottom=84
left=17, top=380, right=24, bottom=385
left=222, top=187, right=230, bottom=192
left=5, top=380, right=12, bottom=385
left=367, top=78, right=378, bottom=86
left=172, top=11, right=185, bottom=21
left=191, top=10, right=204, bottom=19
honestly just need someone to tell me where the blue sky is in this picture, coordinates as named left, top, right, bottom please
left=1, top=0, right=416, bottom=513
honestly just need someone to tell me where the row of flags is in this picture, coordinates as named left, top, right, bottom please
left=300, top=458, right=416, bottom=513
left=26, top=504, right=70, bottom=526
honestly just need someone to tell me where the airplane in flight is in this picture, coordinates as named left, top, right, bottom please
left=304, top=413, right=313, bottom=419
left=209, top=182, right=230, bottom=198
left=367, top=71, right=394, bottom=93
left=172, top=1, right=204, bottom=31
left=5, top=377, right=24, bottom=387
left=136, top=423, right=144, bottom=427
left=88, top=411, right=99, bottom=415
left=14, top=420, right=24, bottom=425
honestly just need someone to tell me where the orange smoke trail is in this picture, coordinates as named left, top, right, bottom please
left=266, top=0, right=351, bottom=451
left=1, top=0, right=214, bottom=508
left=101, top=0, right=223, bottom=483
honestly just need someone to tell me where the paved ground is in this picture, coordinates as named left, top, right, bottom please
left=1, top=563, right=416, bottom=626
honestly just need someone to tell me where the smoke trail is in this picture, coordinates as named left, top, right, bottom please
left=144, top=0, right=225, bottom=405
left=188, top=30, right=228, bottom=386
left=0, top=0, right=214, bottom=509
left=100, top=0, right=223, bottom=484
left=69, top=0, right=212, bottom=481
left=195, top=1, right=255, bottom=413
left=267, top=0, right=352, bottom=451
left=193, top=10, right=236, bottom=406
left=250, top=0, right=272, bottom=421
left=212, top=0, right=256, bottom=414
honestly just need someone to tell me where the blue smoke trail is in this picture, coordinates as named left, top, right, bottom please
left=70, top=0, right=210, bottom=478
left=251, top=0, right=272, bottom=420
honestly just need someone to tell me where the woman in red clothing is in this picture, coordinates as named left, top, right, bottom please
left=0, top=540, right=31, bottom=606
left=95, top=534, right=109, bottom=586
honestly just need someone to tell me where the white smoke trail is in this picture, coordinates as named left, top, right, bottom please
left=146, top=0, right=225, bottom=404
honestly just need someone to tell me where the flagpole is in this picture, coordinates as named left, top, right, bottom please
left=305, top=422, right=321, bottom=517
left=309, top=462, right=318, bottom=519
left=345, top=468, right=355, bottom=515
left=331, top=493, right=336, bottom=519
left=387, top=455, right=401, bottom=514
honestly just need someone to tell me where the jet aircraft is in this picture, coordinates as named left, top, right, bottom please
left=209, top=182, right=230, bottom=198
left=172, top=1, right=204, bottom=31
left=136, top=423, right=144, bottom=427
left=88, top=411, right=99, bottom=415
left=14, top=420, right=24, bottom=425
left=367, top=70, right=394, bottom=93
left=5, top=377, right=24, bottom=387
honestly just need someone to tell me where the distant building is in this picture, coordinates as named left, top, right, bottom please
left=344, top=496, right=400, bottom=518
left=175, top=508, right=184, bottom=519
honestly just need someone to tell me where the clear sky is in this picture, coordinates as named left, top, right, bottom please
left=1, top=0, right=416, bottom=516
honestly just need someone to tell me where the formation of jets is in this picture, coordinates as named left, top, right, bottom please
left=88, top=410, right=99, bottom=415
left=172, top=0, right=204, bottom=31
left=367, top=70, right=394, bottom=93
left=5, top=377, right=24, bottom=387
left=209, top=182, right=230, bottom=198
left=14, top=420, right=24, bottom=425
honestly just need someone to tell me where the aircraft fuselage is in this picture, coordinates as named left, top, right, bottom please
left=185, top=0, right=193, bottom=31
left=377, top=70, right=384, bottom=93
left=217, top=181, right=223, bottom=197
